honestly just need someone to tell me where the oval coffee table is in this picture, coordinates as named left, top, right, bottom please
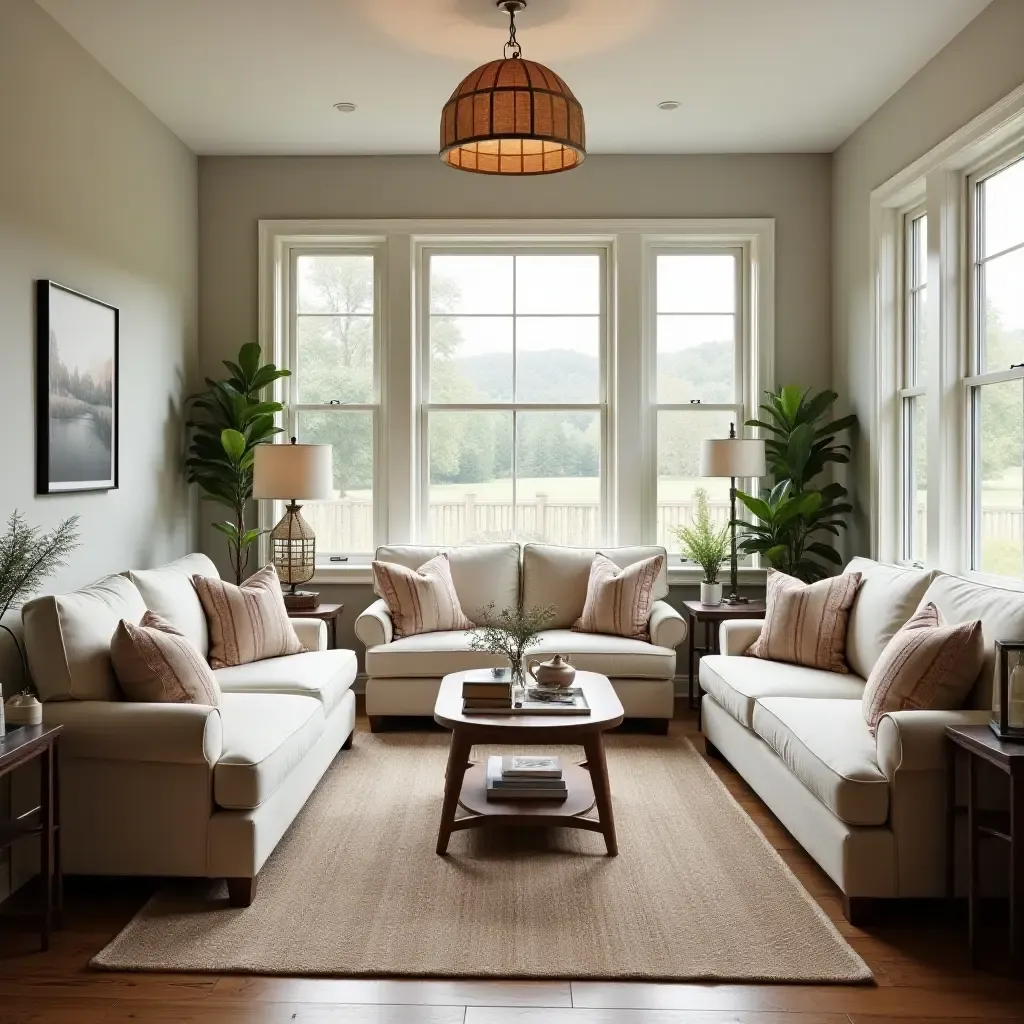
left=433, top=670, right=624, bottom=856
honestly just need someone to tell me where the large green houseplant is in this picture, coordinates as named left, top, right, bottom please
left=735, top=386, right=855, bottom=583
left=186, top=343, right=290, bottom=584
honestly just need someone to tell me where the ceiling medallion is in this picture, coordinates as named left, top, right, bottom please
left=439, top=0, right=586, bottom=176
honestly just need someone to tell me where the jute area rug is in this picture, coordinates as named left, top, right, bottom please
left=93, top=732, right=871, bottom=983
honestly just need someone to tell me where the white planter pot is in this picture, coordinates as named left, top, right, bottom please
left=700, top=582, right=723, bottom=606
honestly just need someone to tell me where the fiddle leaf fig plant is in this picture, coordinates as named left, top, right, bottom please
left=736, top=387, right=855, bottom=583
left=186, top=343, right=290, bottom=584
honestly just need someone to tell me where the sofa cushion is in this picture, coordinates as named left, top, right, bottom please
left=918, top=573, right=1024, bottom=709
left=522, top=544, right=669, bottom=629
left=214, top=649, right=357, bottom=716
left=127, top=553, right=218, bottom=657
left=752, top=697, right=889, bottom=826
left=843, top=558, right=935, bottom=679
left=366, top=628, right=676, bottom=680
left=699, top=654, right=866, bottom=728
left=23, top=574, right=147, bottom=702
left=214, top=693, right=324, bottom=810
left=373, top=544, right=519, bottom=621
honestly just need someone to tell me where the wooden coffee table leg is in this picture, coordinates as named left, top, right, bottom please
left=583, top=732, right=617, bottom=856
left=436, top=730, right=473, bottom=856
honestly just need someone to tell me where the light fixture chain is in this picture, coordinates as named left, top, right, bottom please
left=503, top=5, right=522, bottom=59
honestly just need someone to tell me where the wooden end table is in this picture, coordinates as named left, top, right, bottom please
left=683, top=600, right=766, bottom=727
left=945, top=723, right=1024, bottom=972
left=0, top=724, right=62, bottom=951
left=433, top=670, right=624, bottom=857
left=285, top=602, right=344, bottom=649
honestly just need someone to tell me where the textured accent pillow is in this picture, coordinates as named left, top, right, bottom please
left=861, top=602, right=984, bottom=734
left=747, top=569, right=863, bottom=673
left=372, top=553, right=474, bottom=639
left=111, top=611, right=221, bottom=706
left=192, top=564, right=305, bottom=669
left=572, top=552, right=665, bottom=640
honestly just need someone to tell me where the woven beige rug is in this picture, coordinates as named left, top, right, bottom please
left=93, top=732, right=870, bottom=982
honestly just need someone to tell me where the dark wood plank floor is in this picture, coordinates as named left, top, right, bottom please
left=1, top=700, right=1022, bottom=1024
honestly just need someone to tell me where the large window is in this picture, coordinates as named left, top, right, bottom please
left=968, top=157, right=1024, bottom=579
left=653, top=249, right=742, bottom=549
left=421, top=250, right=605, bottom=546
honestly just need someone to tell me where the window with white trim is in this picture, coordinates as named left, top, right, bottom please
left=967, top=156, right=1024, bottom=579
left=420, top=249, right=607, bottom=546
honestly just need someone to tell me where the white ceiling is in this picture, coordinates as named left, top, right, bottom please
left=36, top=0, right=991, bottom=156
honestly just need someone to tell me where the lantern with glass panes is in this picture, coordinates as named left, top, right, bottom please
left=990, top=640, right=1024, bottom=741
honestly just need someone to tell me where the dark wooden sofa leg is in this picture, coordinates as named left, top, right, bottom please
left=843, top=895, right=880, bottom=926
left=703, top=739, right=724, bottom=760
left=227, top=876, right=257, bottom=908
left=341, top=730, right=354, bottom=750
left=368, top=715, right=386, bottom=733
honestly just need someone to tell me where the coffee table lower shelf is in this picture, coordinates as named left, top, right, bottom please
left=457, top=761, right=597, bottom=823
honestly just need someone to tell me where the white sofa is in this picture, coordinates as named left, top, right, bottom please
left=21, top=553, right=357, bottom=907
left=699, top=557, right=1024, bottom=922
left=356, top=542, right=687, bottom=728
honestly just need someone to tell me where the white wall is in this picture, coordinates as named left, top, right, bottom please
left=832, top=0, right=1024, bottom=556
left=0, top=0, right=199, bottom=894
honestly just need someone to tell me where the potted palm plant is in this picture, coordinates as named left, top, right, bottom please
left=672, top=488, right=730, bottom=605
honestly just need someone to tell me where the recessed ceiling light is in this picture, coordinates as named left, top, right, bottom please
left=333, top=101, right=357, bottom=113
left=657, top=100, right=681, bottom=111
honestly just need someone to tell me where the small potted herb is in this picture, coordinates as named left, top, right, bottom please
left=671, top=488, right=729, bottom=606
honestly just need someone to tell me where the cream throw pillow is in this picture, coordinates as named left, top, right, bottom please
left=747, top=569, right=863, bottom=673
left=192, top=564, right=305, bottom=669
left=372, top=553, right=474, bottom=639
left=861, top=602, right=984, bottom=734
left=572, top=552, right=665, bottom=641
left=111, top=611, right=221, bottom=706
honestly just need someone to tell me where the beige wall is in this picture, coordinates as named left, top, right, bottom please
left=0, top=0, right=198, bottom=894
left=832, top=0, right=1024, bottom=556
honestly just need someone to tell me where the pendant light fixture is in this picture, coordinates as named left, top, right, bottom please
left=440, top=0, right=586, bottom=175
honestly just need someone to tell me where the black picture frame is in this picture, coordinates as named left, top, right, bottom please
left=36, top=280, right=119, bottom=494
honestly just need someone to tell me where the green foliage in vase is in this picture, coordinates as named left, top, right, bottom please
left=670, top=487, right=729, bottom=584
left=186, top=343, right=290, bottom=584
left=0, top=511, right=80, bottom=686
left=736, top=386, right=855, bottom=582
left=466, top=603, right=556, bottom=676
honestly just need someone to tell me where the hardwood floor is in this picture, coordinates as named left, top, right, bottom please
left=1, top=701, right=1022, bottom=1024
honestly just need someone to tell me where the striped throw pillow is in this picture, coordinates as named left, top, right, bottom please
left=572, top=552, right=665, bottom=641
left=747, top=569, right=863, bottom=673
left=862, top=602, right=983, bottom=734
left=193, top=564, right=305, bottom=669
left=111, top=610, right=221, bottom=706
left=372, top=553, right=474, bottom=639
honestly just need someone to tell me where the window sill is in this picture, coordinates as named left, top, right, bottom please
left=311, top=564, right=375, bottom=585
left=667, top=565, right=766, bottom=586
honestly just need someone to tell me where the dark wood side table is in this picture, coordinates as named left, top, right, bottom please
left=285, top=602, right=344, bottom=649
left=945, top=724, right=1024, bottom=972
left=0, top=723, right=63, bottom=951
left=682, top=600, right=766, bottom=727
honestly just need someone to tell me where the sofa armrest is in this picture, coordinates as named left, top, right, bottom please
left=876, top=708, right=992, bottom=780
left=719, top=619, right=764, bottom=656
left=648, top=600, right=687, bottom=649
left=291, top=617, right=328, bottom=651
left=43, top=701, right=223, bottom=765
left=355, top=598, right=394, bottom=647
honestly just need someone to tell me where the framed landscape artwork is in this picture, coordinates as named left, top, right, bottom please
left=36, top=280, right=119, bottom=494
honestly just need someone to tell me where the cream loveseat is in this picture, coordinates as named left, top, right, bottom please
left=21, top=553, right=357, bottom=906
left=356, top=542, right=687, bottom=729
left=698, top=557, right=1024, bottom=922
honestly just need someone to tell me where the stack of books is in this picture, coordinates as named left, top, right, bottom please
left=462, top=669, right=512, bottom=713
left=485, top=755, right=567, bottom=801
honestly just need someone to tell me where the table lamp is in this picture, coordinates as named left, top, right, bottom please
left=699, top=424, right=766, bottom=605
left=253, top=438, right=333, bottom=610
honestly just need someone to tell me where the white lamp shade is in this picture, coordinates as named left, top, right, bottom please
left=253, top=442, right=333, bottom=500
left=700, top=437, right=766, bottom=478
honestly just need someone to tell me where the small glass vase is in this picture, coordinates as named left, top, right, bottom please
left=510, top=663, right=528, bottom=707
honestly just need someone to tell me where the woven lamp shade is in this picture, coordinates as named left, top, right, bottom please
left=440, top=58, right=585, bottom=175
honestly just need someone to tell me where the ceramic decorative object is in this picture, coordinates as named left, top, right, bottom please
left=700, top=582, right=724, bottom=606
left=527, top=653, right=576, bottom=688
left=5, top=692, right=42, bottom=727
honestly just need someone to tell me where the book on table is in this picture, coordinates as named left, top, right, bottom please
left=501, top=755, right=561, bottom=778
left=485, top=755, right=567, bottom=801
left=462, top=669, right=513, bottom=702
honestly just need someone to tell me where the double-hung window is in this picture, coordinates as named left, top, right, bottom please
left=652, top=248, right=744, bottom=548
left=287, top=248, right=381, bottom=556
left=967, top=156, right=1024, bottom=579
left=420, top=248, right=607, bottom=546
left=898, top=209, right=928, bottom=564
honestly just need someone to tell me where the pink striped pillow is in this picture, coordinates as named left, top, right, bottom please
left=572, top=553, right=665, bottom=640
left=372, top=553, right=474, bottom=639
